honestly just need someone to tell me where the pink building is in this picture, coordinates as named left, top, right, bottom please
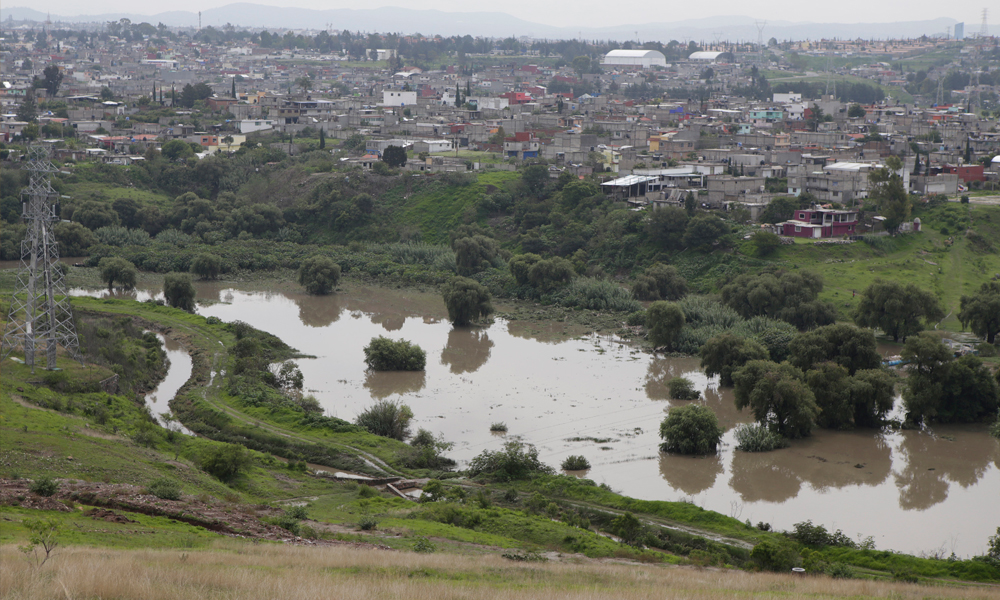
left=780, top=208, right=859, bottom=238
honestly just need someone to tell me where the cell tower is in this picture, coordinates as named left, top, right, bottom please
left=979, top=8, right=988, bottom=37
left=755, top=20, right=767, bottom=64
left=1, top=145, right=81, bottom=373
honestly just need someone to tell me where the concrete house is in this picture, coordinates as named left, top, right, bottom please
left=779, top=208, right=860, bottom=238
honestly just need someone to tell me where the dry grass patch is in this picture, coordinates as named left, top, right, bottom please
left=2, top=543, right=998, bottom=600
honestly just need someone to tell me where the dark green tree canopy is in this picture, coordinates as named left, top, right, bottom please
left=682, top=214, right=730, bottom=251
left=363, top=336, right=426, bottom=371
left=699, top=333, right=770, bottom=386
left=958, top=282, right=1000, bottom=344
left=298, top=255, right=341, bottom=295
left=632, top=263, right=687, bottom=302
left=788, top=323, right=882, bottom=375
left=98, top=257, right=137, bottom=291
left=733, top=360, right=819, bottom=438
left=721, top=269, right=835, bottom=330
left=853, top=279, right=944, bottom=342
left=508, top=253, right=542, bottom=286
left=646, top=301, right=685, bottom=350
left=868, top=156, right=910, bottom=233
left=442, top=276, right=493, bottom=326
left=659, top=404, right=723, bottom=454
left=453, top=235, right=500, bottom=276
left=163, top=272, right=196, bottom=312
left=190, top=253, right=222, bottom=280
left=902, top=333, right=1000, bottom=424
left=381, top=145, right=408, bottom=168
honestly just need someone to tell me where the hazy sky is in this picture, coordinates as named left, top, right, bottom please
left=16, top=1, right=989, bottom=28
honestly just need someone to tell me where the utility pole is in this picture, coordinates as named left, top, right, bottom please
left=1, top=146, right=81, bottom=372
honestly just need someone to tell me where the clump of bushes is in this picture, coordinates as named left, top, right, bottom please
left=659, top=404, right=722, bottom=454
left=733, top=423, right=788, bottom=452
left=363, top=336, right=426, bottom=371
left=467, top=441, right=553, bottom=482
left=355, top=399, right=413, bottom=441
left=147, top=478, right=182, bottom=501
left=29, top=476, right=59, bottom=497
left=490, top=422, right=508, bottom=433
left=667, top=376, right=700, bottom=400
left=561, top=455, right=591, bottom=471
left=199, top=443, right=253, bottom=483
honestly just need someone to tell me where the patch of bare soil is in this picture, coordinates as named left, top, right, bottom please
left=0, top=479, right=388, bottom=549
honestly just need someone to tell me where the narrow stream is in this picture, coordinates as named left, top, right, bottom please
left=144, top=333, right=193, bottom=435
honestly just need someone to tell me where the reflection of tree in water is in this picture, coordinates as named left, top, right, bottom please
left=729, top=451, right=802, bottom=503
left=659, top=452, right=724, bottom=496
left=440, top=328, right=494, bottom=374
left=644, top=357, right=703, bottom=401
left=364, top=370, right=426, bottom=399
left=370, top=313, right=405, bottom=332
left=894, top=428, right=998, bottom=511
left=701, top=385, right=746, bottom=432
left=729, top=431, right=893, bottom=503
left=291, top=292, right=346, bottom=328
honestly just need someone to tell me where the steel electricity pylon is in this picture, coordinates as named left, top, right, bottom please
left=1, top=145, right=81, bottom=372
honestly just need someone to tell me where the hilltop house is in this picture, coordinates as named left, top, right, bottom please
left=779, top=207, right=860, bottom=238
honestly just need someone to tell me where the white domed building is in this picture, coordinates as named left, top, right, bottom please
left=602, top=49, right=667, bottom=69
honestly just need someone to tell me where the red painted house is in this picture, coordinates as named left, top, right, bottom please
left=499, top=91, right=532, bottom=105
left=941, top=164, right=984, bottom=183
left=780, top=208, right=860, bottom=238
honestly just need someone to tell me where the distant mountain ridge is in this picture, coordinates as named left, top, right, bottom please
left=0, top=4, right=975, bottom=42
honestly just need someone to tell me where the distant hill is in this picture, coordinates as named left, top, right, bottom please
left=0, top=4, right=980, bottom=42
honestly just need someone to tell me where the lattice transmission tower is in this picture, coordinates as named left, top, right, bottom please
left=1, top=145, right=81, bottom=372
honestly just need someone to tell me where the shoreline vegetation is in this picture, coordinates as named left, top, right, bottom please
left=2, top=159, right=1000, bottom=594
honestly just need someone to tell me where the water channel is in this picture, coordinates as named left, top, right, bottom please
left=66, top=281, right=1000, bottom=557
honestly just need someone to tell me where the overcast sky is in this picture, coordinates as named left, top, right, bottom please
left=16, top=1, right=987, bottom=29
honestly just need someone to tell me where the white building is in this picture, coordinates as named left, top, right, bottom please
left=382, top=90, right=417, bottom=107
left=602, top=49, right=667, bottom=69
left=773, top=93, right=803, bottom=104
left=239, top=119, right=275, bottom=134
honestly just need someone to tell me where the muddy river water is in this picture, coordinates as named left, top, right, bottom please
left=71, top=282, right=1000, bottom=557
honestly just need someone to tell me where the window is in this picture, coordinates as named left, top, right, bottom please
left=794, top=226, right=802, bottom=233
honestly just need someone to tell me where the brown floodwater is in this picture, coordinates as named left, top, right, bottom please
left=143, top=333, right=193, bottom=435
left=65, top=282, right=1000, bottom=557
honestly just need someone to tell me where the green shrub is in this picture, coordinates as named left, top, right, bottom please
left=659, top=404, right=722, bottom=454
left=412, top=537, right=437, bottom=553
left=355, top=400, right=413, bottom=440
left=667, top=376, right=700, bottom=400
left=827, top=562, right=855, bottom=579
left=357, top=485, right=379, bottom=498
left=147, top=478, right=182, bottom=501
left=560, top=277, right=642, bottom=312
left=467, top=440, right=553, bottom=482
left=29, top=476, right=59, bottom=497
left=750, top=539, right=798, bottom=572
left=489, top=422, right=508, bottom=433
left=363, top=336, right=426, bottom=371
left=733, top=423, right=789, bottom=452
left=298, top=255, right=341, bottom=295
left=199, top=443, right=253, bottom=483
left=358, top=514, right=378, bottom=531
left=625, top=310, right=646, bottom=327
left=561, top=455, right=591, bottom=470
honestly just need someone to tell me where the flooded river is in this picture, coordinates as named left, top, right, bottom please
left=70, top=282, right=1000, bottom=557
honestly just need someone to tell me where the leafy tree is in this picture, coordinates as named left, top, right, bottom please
left=645, top=206, right=688, bottom=250
left=16, top=91, right=37, bottom=123
left=509, top=253, right=542, bottom=286
left=527, top=257, right=575, bottom=292
left=40, top=65, right=64, bottom=97
left=958, top=282, right=1000, bottom=344
left=18, top=517, right=60, bottom=567
left=758, top=196, right=803, bottom=224
left=342, top=133, right=366, bottom=154
left=853, top=279, right=943, bottom=342
left=611, top=512, right=644, bottom=546
left=521, top=164, right=549, bottom=194
left=682, top=214, right=729, bottom=250
left=163, top=272, right=196, bottom=312
left=72, top=200, right=120, bottom=230
left=363, top=336, right=426, bottom=371
left=453, top=235, right=499, bottom=275
left=318, top=128, right=326, bottom=149
left=659, top=404, right=723, bottom=454
left=667, top=376, right=701, bottom=400
left=902, top=333, right=1000, bottom=424
left=98, top=257, right=137, bottom=290
left=442, top=276, right=493, bottom=326
left=467, top=440, right=553, bottom=482
left=847, top=103, right=866, bottom=118
left=298, top=255, right=341, bottom=295
left=382, top=145, right=407, bottom=168
left=199, top=443, right=252, bottom=482
left=845, top=368, right=897, bottom=428
left=646, top=301, right=684, bottom=350
left=355, top=399, right=414, bottom=440
left=721, top=270, right=835, bottom=330
left=788, top=324, right=881, bottom=375
left=161, top=139, right=195, bottom=161
left=750, top=230, right=781, bottom=256
left=699, top=333, right=770, bottom=386
left=190, top=253, right=222, bottom=280
left=733, top=360, right=819, bottom=438
left=868, top=156, right=910, bottom=233
left=54, top=222, right=96, bottom=256
left=631, top=263, right=687, bottom=301
left=572, top=55, right=592, bottom=77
